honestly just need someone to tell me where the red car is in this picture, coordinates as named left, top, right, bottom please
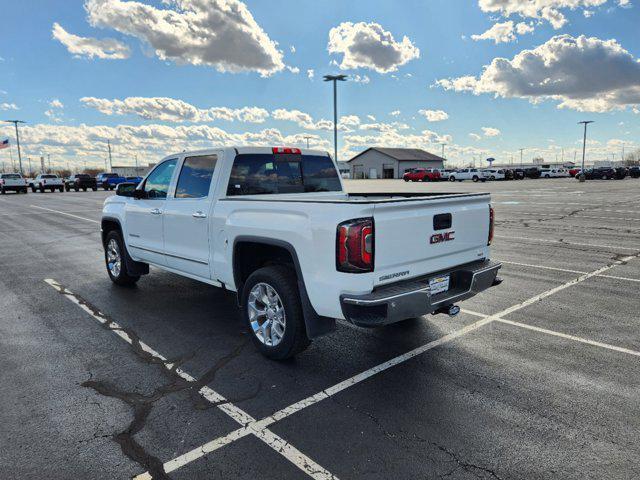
left=403, top=168, right=441, bottom=182
left=568, top=168, right=582, bottom=177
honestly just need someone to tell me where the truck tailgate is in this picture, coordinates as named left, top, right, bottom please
left=372, top=195, right=491, bottom=286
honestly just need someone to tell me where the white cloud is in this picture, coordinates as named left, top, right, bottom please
left=52, top=22, right=130, bottom=59
left=471, top=20, right=534, bottom=44
left=436, top=35, right=640, bottom=113
left=482, top=127, right=501, bottom=137
left=0, top=102, right=18, bottom=110
left=81, top=96, right=269, bottom=123
left=45, top=99, right=65, bottom=122
left=290, top=45, right=296, bottom=53
left=351, top=74, right=371, bottom=84
left=271, top=108, right=359, bottom=131
left=389, top=110, right=401, bottom=117
left=367, top=114, right=376, bottom=121
left=327, top=21, right=420, bottom=73
left=307, top=69, right=315, bottom=80
left=286, top=66, right=300, bottom=74
left=418, top=109, right=449, bottom=122
left=477, top=0, right=612, bottom=29
left=84, top=0, right=284, bottom=76
left=469, top=133, right=482, bottom=140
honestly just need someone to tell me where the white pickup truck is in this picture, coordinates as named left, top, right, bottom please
left=101, top=147, right=501, bottom=359
left=448, top=168, right=487, bottom=182
left=30, top=174, right=64, bottom=193
left=0, top=173, right=28, bottom=194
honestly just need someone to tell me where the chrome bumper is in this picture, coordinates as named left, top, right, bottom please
left=340, top=260, right=501, bottom=327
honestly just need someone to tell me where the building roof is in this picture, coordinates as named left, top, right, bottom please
left=347, top=147, right=445, bottom=163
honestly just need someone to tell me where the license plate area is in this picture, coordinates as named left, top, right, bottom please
left=429, top=275, right=450, bottom=295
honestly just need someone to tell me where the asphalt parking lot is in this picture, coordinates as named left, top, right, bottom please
left=1, top=178, right=639, bottom=480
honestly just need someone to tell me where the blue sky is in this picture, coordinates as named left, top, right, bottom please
left=0, top=0, right=639, bottom=171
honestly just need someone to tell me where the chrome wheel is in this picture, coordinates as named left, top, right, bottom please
left=247, top=283, right=286, bottom=347
left=106, top=238, right=122, bottom=278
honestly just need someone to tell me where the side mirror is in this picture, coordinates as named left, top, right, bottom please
left=116, top=182, right=137, bottom=197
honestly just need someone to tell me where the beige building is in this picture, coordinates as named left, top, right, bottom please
left=347, top=148, right=445, bottom=179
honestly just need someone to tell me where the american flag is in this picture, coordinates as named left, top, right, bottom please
left=0, top=139, right=8, bottom=150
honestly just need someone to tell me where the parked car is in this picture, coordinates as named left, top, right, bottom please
left=582, top=167, right=616, bottom=180
left=568, top=168, right=582, bottom=177
left=483, top=169, right=506, bottom=181
left=614, top=167, right=628, bottom=180
left=523, top=167, right=541, bottom=179
left=31, top=174, right=64, bottom=192
left=101, top=146, right=501, bottom=359
left=511, top=168, right=526, bottom=180
left=126, top=176, right=143, bottom=185
left=448, top=168, right=487, bottom=182
left=96, top=172, right=127, bottom=191
left=403, top=168, right=441, bottom=182
left=65, top=174, right=98, bottom=192
left=0, top=173, right=28, bottom=194
left=539, top=168, right=570, bottom=178
left=629, top=166, right=640, bottom=178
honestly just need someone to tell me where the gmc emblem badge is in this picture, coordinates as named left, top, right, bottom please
left=430, top=231, right=455, bottom=244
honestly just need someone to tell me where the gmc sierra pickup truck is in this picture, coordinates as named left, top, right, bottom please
left=101, top=147, right=501, bottom=359
left=0, top=173, right=28, bottom=194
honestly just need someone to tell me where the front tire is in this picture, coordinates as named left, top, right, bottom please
left=241, top=265, right=310, bottom=360
left=449, top=176, right=455, bottom=182
left=472, top=176, right=479, bottom=182
left=104, top=230, right=140, bottom=286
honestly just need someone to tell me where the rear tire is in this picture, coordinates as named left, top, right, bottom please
left=449, top=176, right=455, bottom=182
left=104, top=230, right=140, bottom=286
left=1, top=188, right=5, bottom=195
left=31, top=186, right=37, bottom=193
left=92, top=187, right=97, bottom=191
left=241, top=265, right=310, bottom=360
left=472, top=176, right=479, bottom=182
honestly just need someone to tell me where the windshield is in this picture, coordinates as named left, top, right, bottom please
left=226, top=154, right=341, bottom=196
left=42, top=174, right=57, bottom=179
left=1, top=174, right=21, bottom=179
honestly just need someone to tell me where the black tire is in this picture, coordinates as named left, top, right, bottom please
left=104, top=230, right=140, bottom=286
left=92, top=187, right=97, bottom=191
left=74, top=186, right=79, bottom=192
left=65, top=185, right=70, bottom=192
left=31, top=186, right=37, bottom=193
left=82, top=187, right=87, bottom=191
left=59, top=186, right=64, bottom=192
left=472, top=176, right=479, bottom=182
left=241, top=265, right=310, bottom=360
left=103, top=186, right=109, bottom=191
left=403, top=178, right=409, bottom=182
left=1, top=188, right=5, bottom=195
left=39, top=185, right=45, bottom=193
left=449, top=176, right=455, bottom=182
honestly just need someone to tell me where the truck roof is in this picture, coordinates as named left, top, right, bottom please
left=162, top=146, right=331, bottom=159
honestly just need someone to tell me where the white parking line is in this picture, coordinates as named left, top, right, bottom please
left=154, top=253, right=639, bottom=476
left=460, top=310, right=640, bottom=358
left=496, top=235, right=639, bottom=252
left=31, top=205, right=99, bottom=224
left=44, top=279, right=337, bottom=480
left=498, top=260, right=640, bottom=284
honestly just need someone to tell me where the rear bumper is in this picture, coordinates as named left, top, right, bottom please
left=1, top=185, right=27, bottom=191
left=340, top=260, right=501, bottom=327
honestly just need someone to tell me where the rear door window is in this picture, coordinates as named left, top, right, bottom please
left=175, top=154, right=217, bottom=198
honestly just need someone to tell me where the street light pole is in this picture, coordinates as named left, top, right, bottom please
left=578, top=121, right=594, bottom=183
left=440, top=143, right=446, bottom=167
left=107, top=140, right=113, bottom=172
left=3, top=120, right=25, bottom=174
left=303, top=136, right=312, bottom=149
left=323, top=74, right=348, bottom=163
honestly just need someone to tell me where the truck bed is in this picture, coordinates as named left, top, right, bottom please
left=220, top=191, right=488, bottom=204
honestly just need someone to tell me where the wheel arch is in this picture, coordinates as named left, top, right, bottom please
left=101, top=216, right=149, bottom=276
left=232, top=236, right=335, bottom=339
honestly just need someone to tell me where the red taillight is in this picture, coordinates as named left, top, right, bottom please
left=272, top=147, right=301, bottom=155
left=488, top=206, right=494, bottom=245
left=336, top=218, right=374, bottom=273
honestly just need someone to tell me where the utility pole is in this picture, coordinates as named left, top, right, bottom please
left=323, top=74, right=348, bottom=163
left=578, top=121, right=594, bottom=183
left=2, top=120, right=25, bottom=175
left=621, top=143, right=625, bottom=163
left=107, top=140, right=113, bottom=172
left=519, top=148, right=524, bottom=168
left=303, top=136, right=312, bottom=149
left=135, top=154, right=139, bottom=174
left=47, top=153, right=51, bottom=173
left=440, top=143, right=446, bottom=167
left=28, top=157, right=32, bottom=176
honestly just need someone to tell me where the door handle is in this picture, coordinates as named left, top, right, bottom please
left=150, top=208, right=162, bottom=215
left=192, top=211, right=207, bottom=219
